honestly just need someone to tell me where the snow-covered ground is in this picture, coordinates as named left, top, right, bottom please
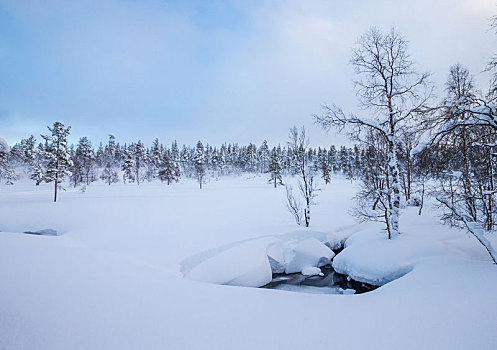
left=1, top=176, right=496, bottom=349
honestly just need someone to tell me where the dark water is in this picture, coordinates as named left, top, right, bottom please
left=261, top=266, right=378, bottom=295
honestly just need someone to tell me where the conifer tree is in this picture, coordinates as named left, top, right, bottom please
left=267, top=148, right=283, bottom=188
left=194, top=141, right=206, bottom=189
left=320, top=157, right=331, bottom=184
left=122, top=147, right=135, bottom=184
left=41, top=122, right=73, bottom=202
left=158, top=150, right=180, bottom=185
left=101, top=135, right=119, bottom=185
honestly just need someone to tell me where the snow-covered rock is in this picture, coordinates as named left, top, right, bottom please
left=284, top=238, right=335, bottom=274
left=301, top=266, right=323, bottom=276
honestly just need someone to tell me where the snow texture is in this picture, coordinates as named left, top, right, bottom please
left=301, top=266, right=324, bottom=276
left=1, top=176, right=497, bottom=350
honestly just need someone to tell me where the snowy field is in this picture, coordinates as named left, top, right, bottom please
left=1, top=176, right=497, bottom=349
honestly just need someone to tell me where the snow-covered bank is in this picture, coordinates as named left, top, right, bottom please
left=182, top=233, right=335, bottom=287
left=333, top=207, right=497, bottom=286
left=1, top=177, right=496, bottom=349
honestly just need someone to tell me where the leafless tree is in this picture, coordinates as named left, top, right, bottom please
left=315, top=27, right=432, bottom=238
left=285, top=184, right=303, bottom=226
left=286, top=126, right=318, bottom=227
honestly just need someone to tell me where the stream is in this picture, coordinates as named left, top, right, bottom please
left=261, top=266, right=378, bottom=295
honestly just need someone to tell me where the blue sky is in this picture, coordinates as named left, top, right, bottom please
left=0, top=0, right=495, bottom=147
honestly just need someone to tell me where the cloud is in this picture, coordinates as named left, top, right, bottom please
left=0, top=0, right=495, bottom=147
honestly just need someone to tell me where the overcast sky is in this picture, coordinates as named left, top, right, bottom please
left=0, top=0, right=496, bottom=147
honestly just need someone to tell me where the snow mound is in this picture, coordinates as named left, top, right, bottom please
left=183, top=230, right=336, bottom=288
left=301, top=266, right=323, bottom=276
left=186, top=237, right=277, bottom=287
left=332, top=226, right=451, bottom=286
left=338, top=288, right=356, bottom=295
left=284, top=238, right=335, bottom=274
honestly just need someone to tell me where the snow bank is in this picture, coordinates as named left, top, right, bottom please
left=186, top=237, right=277, bottom=287
left=284, top=238, right=335, bottom=274
left=184, top=232, right=335, bottom=287
left=332, top=207, right=497, bottom=286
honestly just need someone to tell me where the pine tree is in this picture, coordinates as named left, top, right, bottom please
left=71, top=137, right=95, bottom=187
left=41, top=122, right=73, bottom=202
left=132, top=141, right=146, bottom=185
left=258, top=140, right=270, bottom=173
left=122, top=146, right=135, bottom=184
left=194, top=141, right=206, bottom=189
left=101, top=135, right=119, bottom=185
left=320, top=156, right=331, bottom=184
left=158, top=150, right=180, bottom=185
left=267, top=148, right=283, bottom=188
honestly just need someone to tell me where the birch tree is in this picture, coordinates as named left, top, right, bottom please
left=315, top=27, right=432, bottom=238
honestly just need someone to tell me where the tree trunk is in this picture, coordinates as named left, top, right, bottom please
left=54, top=173, right=58, bottom=202
left=388, top=141, right=401, bottom=236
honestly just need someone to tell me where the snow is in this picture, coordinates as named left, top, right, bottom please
left=301, top=266, right=324, bottom=276
left=183, top=231, right=336, bottom=287
left=185, top=237, right=276, bottom=287
left=284, top=237, right=335, bottom=274
left=1, top=176, right=497, bottom=349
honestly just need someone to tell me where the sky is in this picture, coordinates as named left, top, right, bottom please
left=0, top=0, right=496, bottom=148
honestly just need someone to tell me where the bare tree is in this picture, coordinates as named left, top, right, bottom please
left=315, top=27, right=432, bottom=238
left=287, top=126, right=318, bottom=227
left=285, top=184, right=304, bottom=226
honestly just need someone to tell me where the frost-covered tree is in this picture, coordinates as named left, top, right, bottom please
left=41, top=122, right=73, bottom=202
left=74, top=137, right=95, bottom=186
left=158, top=150, right=180, bottom=185
left=315, top=27, right=432, bottom=238
left=320, top=155, right=331, bottom=184
left=258, top=140, right=270, bottom=173
left=267, top=148, right=283, bottom=188
left=194, top=141, right=206, bottom=189
left=287, top=126, right=318, bottom=227
left=0, top=140, right=18, bottom=185
left=122, top=146, right=135, bottom=184
left=131, top=141, right=146, bottom=185
left=101, top=135, right=119, bottom=185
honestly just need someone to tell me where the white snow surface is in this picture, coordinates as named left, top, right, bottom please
left=1, top=176, right=497, bottom=349
left=183, top=231, right=335, bottom=287
left=284, top=237, right=334, bottom=274
left=301, top=266, right=323, bottom=276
